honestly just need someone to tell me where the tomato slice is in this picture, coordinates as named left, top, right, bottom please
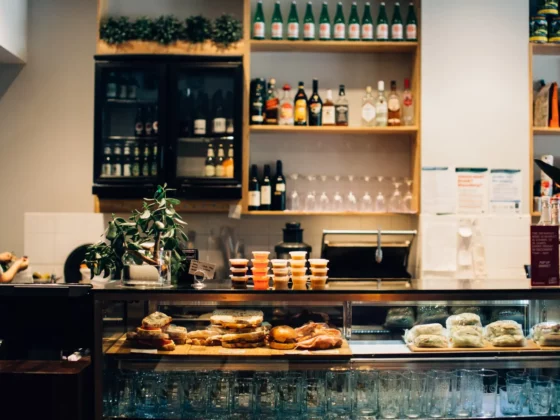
left=142, top=326, right=160, bottom=331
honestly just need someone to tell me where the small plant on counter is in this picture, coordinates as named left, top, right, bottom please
left=152, top=15, right=183, bottom=45
left=183, top=15, right=213, bottom=44
left=99, top=16, right=134, bottom=45
left=212, top=14, right=243, bottom=48
left=133, top=16, right=155, bottom=41
left=84, top=185, right=188, bottom=279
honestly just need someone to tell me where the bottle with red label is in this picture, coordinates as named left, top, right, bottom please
left=406, top=2, right=418, bottom=41
left=287, top=1, right=300, bottom=40
left=402, top=78, right=414, bottom=126
left=333, top=2, right=346, bottom=41
left=253, top=0, right=265, bottom=40
left=265, top=78, right=279, bottom=125
left=348, top=2, right=360, bottom=41
left=376, top=2, right=389, bottom=41
left=319, top=2, right=331, bottom=40
left=279, top=84, right=294, bottom=125
left=271, top=1, right=284, bottom=40
left=391, top=2, right=404, bottom=41
left=362, top=2, right=374, bottom=41
left=303, top=2, right=316, bottom=40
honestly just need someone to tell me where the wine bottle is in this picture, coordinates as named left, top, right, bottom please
left=391, top=2, right=403, bottom=41
left=271, top=1, right=284, bottom=40
left=287, top=1, right=300, bottom=40
left=308, top=79, right=323, bottom=126
left=260, top=164, right=272, bottom=210
left=319, top=2, right=331, bottom=40
left=272, top=160, right=287, bottom=211
left=253, top=0, right=266, bottom=40
left=348, top=2, right=360, bottom=41
left=376, top=2, right=389, bottom=41
left=294, top=81, right=308, bottom=126
left=333, top=2, right=346, bottom=40
left=362, top=2, right=374, bottom=40
left=248, top=165, right=260, bottom=211
left=303, top=2, right=316, bottom=40
left=406, top=2, right=418, bottom=41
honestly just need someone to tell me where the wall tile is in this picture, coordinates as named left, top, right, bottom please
left=53, top=232, right=92, bottom=264
left=24, top=232, right=55, bottom=264
left=24, top=213, right=56, bottom=234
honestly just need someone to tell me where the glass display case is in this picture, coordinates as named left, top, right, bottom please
left=93, top=55, right=244, bottom=200
left=93, top=284, right=560, bottom=420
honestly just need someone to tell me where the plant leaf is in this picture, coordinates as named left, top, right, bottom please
left=140, top=210, right=151, bottom=219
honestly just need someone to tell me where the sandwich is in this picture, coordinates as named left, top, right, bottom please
left=292, top=322, right=343, bottom=351
left=268, top=326, right=297, bottom=350
left=220, top=330, right=266, bottom=348
left=165, top=325, right=188, bottom=345
left=210, top=310, right=263, bottom=329
left=186, top=329, right=222, bottom=346
left=142, top=311, right=172, bottom=329
left=125, top=311, right=177, bottom=351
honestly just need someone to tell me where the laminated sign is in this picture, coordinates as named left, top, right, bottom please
left=531, top=225, right=560, bottom=287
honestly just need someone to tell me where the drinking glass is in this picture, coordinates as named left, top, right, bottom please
left=360, top=176, right=374, bottom=212
left=506, top=371, right=529, bottom=409
left=135, top=372, right=162, bottom=418
left=208, top=371, right=235, bottom=414
left=278, top=372, right=304, bottom=415
left=182, top=370, right=211, bottom=418
left=375, top=176, right=387, bottom=213
left=289, top=173, right=300, bottom=211
left=403, top=178, right=414, bottom=213
left=232, top=377, right=254, bottom=416
left=346, top=175, right=358, bottom=211
left=453, top=369, right=477, bottom=418
left=325, top=368, right=353, bottom=416
left=388, top=177, right=404, bottom=213
left=115, top=371, right=135, bottom=417
left=304, top=377, right=327, bottom=418
left=500, top=386, right=522, bottom=416
left=318, top=175, right=330, bottom=211
left=159, top=373, right=183, bottom=419
left=353, top=367, right=378, bottom=418
left=158, top=249, right=172, bottom=286
left=304, top=175, right=317, bottom=211
left=552, top=377, right=560, bottom=415
left=426, top=370, right=453, bottom=418
left=529, top=375, right=552, bottom=415
left=332, top=175, right=345, bottom=211
left=403, top=371, right=426, bottom=419
left=103, top=371, right=118, bottom=417
left=473, top=369, right=498, bottom=418
left=378, top=371, right=402, bottom=419
left=254, top=372, right=277, bottom=415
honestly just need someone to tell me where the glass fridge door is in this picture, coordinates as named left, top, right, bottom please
left=169, top=61, right=243, bottom=199
left=93, top=61, right=165, bottom=195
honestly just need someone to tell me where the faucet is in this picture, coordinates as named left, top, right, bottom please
left=375, top=229, right=383, bottom=264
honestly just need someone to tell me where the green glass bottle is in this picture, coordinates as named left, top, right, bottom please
left=271, top=1, right=284, bottom=40
left=391, top=2, right=403, bottom=41
left=303, top=2, right=316, bottom=41
left=287, top=1, right=300, bottom=40
left=253, top=0, right=265, bottom=40
left=362, top=2, right=374, bottom=40
left=333, top=2, right=346, bottom=40
left=376, top=2, right=389, bottom=41
left=405, top=2, right=417, bottom=41
left=319, top=2, right=331, bottom=40
left=348, top=2, right=360, bottom=41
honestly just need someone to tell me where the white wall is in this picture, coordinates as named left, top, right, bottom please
left=0, top=0, right=28, bottom=63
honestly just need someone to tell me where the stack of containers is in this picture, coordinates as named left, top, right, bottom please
left=271, top=259, right=289, bottom=290
left=289, top=251, right=308, bottom=291
left=229, top=258, right=249, bottom=288
left=251, top=251, right=270, bottom=290
left=309, top=259, right=329, bottom=290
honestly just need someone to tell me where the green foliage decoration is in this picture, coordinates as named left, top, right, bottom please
left=133, top=16, right=154, bottom=41
left=99, top=16, right=134, bottom=45
left=212, top=14, right=243, bottom=48
left=183, top=15, right=213, bottom=44
left=152, top=15, right=183, bottom=45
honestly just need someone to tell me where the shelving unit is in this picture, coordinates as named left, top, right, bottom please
left=533, top=127, right=560, bottom=135
left=246, top=211, right=417, bottom=216
left=250, top=125, right=418, bottom=135
left=250, top=40, right=418, bottom=53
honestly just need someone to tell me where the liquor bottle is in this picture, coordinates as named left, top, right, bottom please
left=152, top=106, right=159, bottom=136
left=391, top=2, right=403, bottom=41
left=112, top=144, right=122, bottom=176
left=180, top=88, right=193, bottom=137
left=271, top=1, right=284, bottom=40
left=333, top=2, right=346, bottom=40
left=142, top=145, right=150, bottom=176
left=376, top=2, right=389, bottom=41
left=279, top=84, right=295, bottom=125
left=308, top=79, right=323, bottom=126
left=134, top=107, right=144, bottom=137
left=151, top=144, right=158, bottom=176
left=260, top=164, right=272, bottom=210
left=253, top=0, right=266, bottom=40
left=362, top=2, right=374, bottom=40
left=323, top=89, right=336, bottom=126
left=319, top=2, right=331, bottom=40
left=406, top=2, right=417, bottom=41
left=250, top=79, right=265, bottom=125
left=224, top=146, right=234, bottom=178
left=212, top=90, right=226, bottom=134
left=248, top=164, right=261, bottom=211
left=123, top=145, right=132, bottom=177
left=216, top=144, right=225, bottom=177
left=226, top=91, right=235, bottom=134
left=303, top=2, right=316, bottom=40
left=194, top=93, right=208, bottom=135
left=348, top=2, right=360, bottom=41
left=287, top=1, right=300, bottom=40
left=102, top=146, right=112, bottom=177
left=294, top=81, right=308, bottom=126
left=402, top=78, right=414, bottom=126
left=375, top=80, right=388, bottom=126
left=265, top=78, right=279, bottom=125
left=388, top=80, right=401, bottom=126
left=272, top=160, right=287, bottom=211
left=144, top=106, right=154, bottom=137
left=335, top=84, right=349, bottom=126
left=106, top=72, right=117, bottom=98
left=361, top=86, right=376, bottom=127
left=132, top=146, right=141, bottom=177
left=205, top=144, right=216, bottom=177
left=118, top=73, right=128, bottom=99
left=127, top=75, right=138, bottom=99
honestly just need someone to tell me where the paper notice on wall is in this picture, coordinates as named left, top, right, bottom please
left=489, top=169, right=522, bottom=214
left=421, top=215, right=458, bottom=272
left=456, top=168, right=489, bottom=214
left=421, top=167, right=456, bottom=214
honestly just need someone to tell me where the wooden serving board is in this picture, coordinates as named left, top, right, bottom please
left=407, top=339, right=540, bottom=353
left=536, top=343, right=560, bottom=351
left=105, top=337, right=191, bottom=356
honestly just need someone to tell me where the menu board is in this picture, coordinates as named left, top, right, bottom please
left=531, top=226, right=560, bottom=287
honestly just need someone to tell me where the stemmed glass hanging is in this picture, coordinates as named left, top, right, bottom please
left=319, top=175, right=330, bottom=212
left=403, top=178, right=414, bottom=213
left=304, top=175, right=317, bottom=211
left=289, top=173, right=300, bottom=211
left=389, top=177, right=404, bottom=213
left=332, top=175, right=344, bottom=212
left=346, top=175, right=358, bottom=211
left=375, top=175, right=387, bottom=213
left=360, top=176, right=374, bottom=212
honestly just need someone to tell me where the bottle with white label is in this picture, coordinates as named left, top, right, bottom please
left=271, top=1, right=284, bottom=40
left=253, top=0, right=265, bottom=40
left=333, top=2, right=346, bottom=40
left=375, top=81, right=388, bottom=126
left=212, top=90, right=226, bottom=134
left=376, top=2, right=389, bottom=41
left=402, top=78, right=414, bottom=126
left=279, top=84, right=295, bottom=125
left=319, top=2, right=331, bottom=40
left=260, top=164, right=272, bottom=210
left=361, top=86, right=376, bottom=127
left=194, top=93, right=208, bottom=136
left=216, top=144, right=225, bottom=177
left=348, top=2, right=360, bottom=41
left=123, top=145, right=132, bottom=177
left=112, top=144, right=122, bottom=176
left=249, top=164, right=260, bottom=211
left=287, top=1, right=300, bottom=40
left=362, top=2, right=374, bottom=40
left=406, top=2, right=417, bottom=41
left=387, top=80, right=401, bottom=126
left=323, top=89, right=336, bottom=126
left=391, top=2, right=403, bottom=41
left=102, top=146, right=112, bottom=177
left=205, top=144, right=216, bottom=177
left=142, top=145, right=150, bottom=176
left=303, top=2, right=315, bottom=40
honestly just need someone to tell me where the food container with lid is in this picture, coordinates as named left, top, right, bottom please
left=292, top=275, right=308, bottom=282
left=271, top=259, right=289, bottom=268
left=253, top=278, right=269, bottom=290
left=252, top=251, right=270, bottom=261
left=272, top=267, right=289, bottom=276
left=308, top=259, right=329, bottom=268
left=289, top=251, right=307, bottom=260
left=230, top=259, right=249, bottom=268
left=251, top=267, right=270, bottom=276
left=310, top=267, right=329, bottom=276
left=292, top=278, right=308, bottom=290
left=273, top=278, right=289, bottom=290
left=290, top=267, right=307, bottom=276
left=230, top=267, right=249, bottom=275
left=251, top=259, right=270, bottom=269
left=230, top=275, right=249, bottom=283
left=310, top=276, right=328, bottom=290
left=289, top=259, right=306, bottom=268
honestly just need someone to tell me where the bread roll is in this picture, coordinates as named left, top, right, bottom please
left=405, top=324, right=445, bottom=344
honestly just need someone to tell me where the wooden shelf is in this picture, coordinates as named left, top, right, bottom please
left=532, top=42, right=560, bottom=56
left=244, top=211, right=418, bottom=216
left=532, top=212, right=541, bottom=217
left=251, top=40, right=418, bottom=54
left=533, top=127, right=560, bottom=135
left=250, top=125, right=418, bottom=135
left=97, top=40, right=244, bottom=56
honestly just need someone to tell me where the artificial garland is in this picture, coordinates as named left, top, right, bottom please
left=152, top=15, right=183, bottom=45
left=212, top=14, right=243, bottom=47
left=184, top=15, right=213, bottom=44
left=133, top=16, right=154, bottom=41
left=100, top=16, right=134, bottom=45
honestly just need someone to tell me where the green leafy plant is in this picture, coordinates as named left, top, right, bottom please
left=99, top=16, right=134, bottom=45
left=133, top=16, right=154, bottom=41
left=183, top=15, right=213, bottom=44
left=152, top=15, right=183, bottom=45
left=212, top=14, right=242, bottom=48
left=84, top=185, right=188, bottom=279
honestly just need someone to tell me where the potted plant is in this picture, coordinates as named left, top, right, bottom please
left=84, top=185, right=187, bottom=285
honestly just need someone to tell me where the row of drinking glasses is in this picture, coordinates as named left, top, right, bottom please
left=288, top=174, right=414, bottom=213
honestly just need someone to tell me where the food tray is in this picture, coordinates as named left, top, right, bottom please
left=407, top=339, right=540, bottom=353
left=535, top=343, right=560, bottom=351
left=105, top=337, right=191, bottom=356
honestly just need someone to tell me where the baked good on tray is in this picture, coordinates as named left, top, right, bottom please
left=404, top=323, right=445, bottom=344
left=484, top=320, right=526, bottom=347
left=450, top=326, right=485, bottom=348
left=413, top=334, right=449, bottom=348
left=533, top=322, right=560, bottom=346
left=446, top=313, right=482, bottom=330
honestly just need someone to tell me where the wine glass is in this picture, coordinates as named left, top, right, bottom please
left=389, top=177, right=403, bottom=213
left=318, top=175, right=330, bottom=212
left=375, top=176, right=387, bottom=213
left=346, top=175, right=358, bottom=212
left=289, top=173, right=300, bottom=211
left=332, top=175, right=344, bottom=212
left=304, top=175, right=317, bottom=211
left=360, top=176, right=374, bottom=212
left=403, top=178, right=414, bottom=213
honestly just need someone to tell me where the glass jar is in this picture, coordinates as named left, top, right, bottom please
left=530, top=15, right=549, bottom=43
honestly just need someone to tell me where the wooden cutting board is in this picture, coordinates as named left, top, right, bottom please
left=407, top=339, right=540, bottom=353
left=105, top=337, right=191, bottom=356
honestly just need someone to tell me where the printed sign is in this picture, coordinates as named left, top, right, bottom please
left=531, top=225, right=560, bottom=287
left=188, top=259, right=217, bottom=280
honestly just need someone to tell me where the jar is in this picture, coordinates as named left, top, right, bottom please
left=530, top=15, right=548, bottom=43
left=551, top=17, right=560, bottom=42
left=538, top=0, right=558, bottom=16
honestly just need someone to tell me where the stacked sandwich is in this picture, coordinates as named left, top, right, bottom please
left=126, top=311, right=188, bottom=351
left=446, top=313, right=484, bottom=348
left=405, top=323, right=449, bottom=348
left=268, top=322, right=342, bottom=351
left=484, top=320, right=527, bottom=347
